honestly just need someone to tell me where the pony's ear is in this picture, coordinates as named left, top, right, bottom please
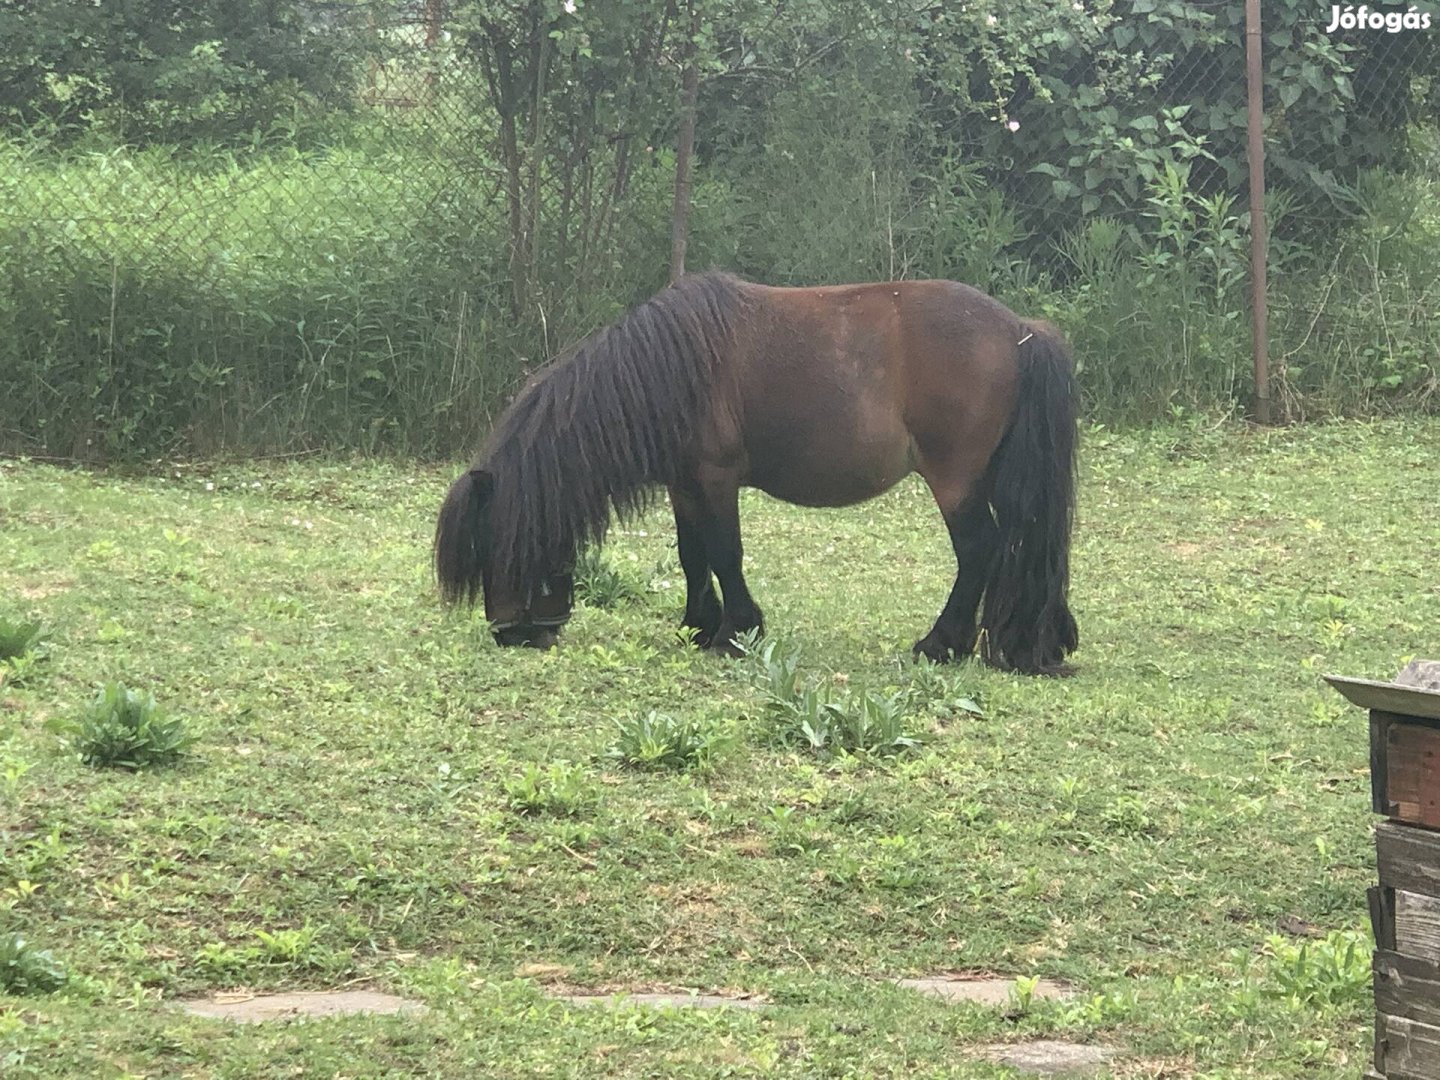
left=468, top=468, right=495, bottom=503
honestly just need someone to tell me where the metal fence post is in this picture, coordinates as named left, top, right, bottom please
left=1245, top=0, right=1271, bottom=424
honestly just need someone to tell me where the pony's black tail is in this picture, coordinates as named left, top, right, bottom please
left=434, top=468, right=492, bottom=607
left=978, top=322, right=1079, bottom=676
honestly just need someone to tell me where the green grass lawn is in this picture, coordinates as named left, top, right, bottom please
left=2, top=418, right=1436, bottom=1077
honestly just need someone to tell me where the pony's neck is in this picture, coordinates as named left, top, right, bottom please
left=483, top=272, right=743, bottom=591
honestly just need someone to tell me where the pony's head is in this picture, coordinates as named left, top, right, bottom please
left=434, top=467, right=574, bottom=649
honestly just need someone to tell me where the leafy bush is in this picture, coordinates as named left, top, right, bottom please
left=1263, top=929, right=1370, bottom=1010
left=573, top=548, right=645, bottom=610
left=503, top=761, right=596, bottom=816
left=0, top=615, right=47, bottom=687
left=606, top=711, right=729, bottom=772
left=57, top=683, right=196, bottom=770
left=0, top=616, right=43, bottom=661
left=0, top=1, right=371, bottom=146
left=194, top=925, right=333, bottom=977
left=906, top=657, right=985, bottom=720
left=0, top=932, right=67, bottom=995
left=739, top=633, right=802, bottom=703
left=252, top=924, right=323, bottom=967
left=912, top=0, right=1436, bottom=245
left=774, top=688, right=929, bottom=760
left=739, top=634, right=934, bottom=760
left=3, top=119, right=1438, bottom=459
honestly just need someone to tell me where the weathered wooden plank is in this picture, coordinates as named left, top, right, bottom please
left=1397, top=892, right=1440, bottom=964
left=1379, top=711, right=1399, bottom=816
left=1380, top=1013, right=1440, bottom=1077
left=1376, top=886, right=1399, bottom=951
left=1383, top=716, right=1440, bottom=829
left=1328, top=672, right=1440, bottom=722
left=1377, top=950, right=1440, bottom=1029
left=1378, top=823, right=1440, bottom=898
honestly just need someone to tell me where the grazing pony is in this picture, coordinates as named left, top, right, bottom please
left=435, top=272, right=1078, bottom=675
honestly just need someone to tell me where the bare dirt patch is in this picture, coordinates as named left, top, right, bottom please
left=1162, top=541, right=1209, bottom=560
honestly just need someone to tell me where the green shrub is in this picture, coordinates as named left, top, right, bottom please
left=606, top=711, right=729, bottom=772
left=0, top=616, right=43, bottom=661
left=739, top=634, right=931, bottom=760
left=503, top=761, right=596, bottom=816
left=3, top=97, right=1437, bottom=459
left=573, top=548, right=645, bottom=610
left=737, top=632, right=802, bottom=703
left=0, top=932, right=67, bottom=995
left=773, top=688, right=929, bottom=760
left=58, top=683, right=196, bottom=770
left=1263, top=929, right=1370, bottom=1010
left=906, top=657, right=985, bottom=719
left=0, top=615, right=47, bottom=687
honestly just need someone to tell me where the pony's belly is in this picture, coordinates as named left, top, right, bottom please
left=747, top=443, right=914, bottom=508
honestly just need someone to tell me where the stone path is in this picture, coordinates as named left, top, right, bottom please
left=173, top=978, right=1120, bottom=1076
left=176, top=989, right=424, bottom=1024
left=975, top=1039, right=1118, bottom=1077
left=895, top=975, right=1071, bottom=1007
left=553, top=991, right=768, bottom=1010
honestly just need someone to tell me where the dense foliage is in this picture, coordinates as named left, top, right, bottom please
left=0, top=0, right=373, bottom=144
left=0, top=0, right=1436, bottom=456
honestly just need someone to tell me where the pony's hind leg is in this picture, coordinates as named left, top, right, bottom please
left=673, top=474, right=763, bottom=655
left=669, top=485, right=723, bottom=646
left=913, top=495, right=997, bottom=664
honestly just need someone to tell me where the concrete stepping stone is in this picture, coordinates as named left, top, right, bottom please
left=176, top=989, right=424, bottom=1023
left=976, top=1040, right=1118, bottom=1077
left=552, top=991, right=767, bottom=1010
left=895, top=975, right=1071, bottom=1006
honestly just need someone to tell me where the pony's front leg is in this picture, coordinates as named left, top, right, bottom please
left=676, top=474, right=763, bottom=655
left=669, top=485, right=722, bottom=646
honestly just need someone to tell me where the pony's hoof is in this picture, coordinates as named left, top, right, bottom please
left=980, top=649, right=1077, bottom=678
left=706, top=636, right=747, bottom=659
left=705, top=622, right=759, bottom=659
left=524, top=628, right=561, bottom=651
left=912, top=636, right=956, bottom=664
left=494, top=625, right=561, bottom=650
left=678, top=625, right=714, bottom=648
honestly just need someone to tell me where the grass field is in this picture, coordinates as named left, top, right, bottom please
left=2, top=418, right=1436, bottom=1077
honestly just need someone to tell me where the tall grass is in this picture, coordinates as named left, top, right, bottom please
left=1014, top=164, right=1439, bottom=421
left=0, top=124, right=1435, bottom=460
left=0, top=137, right=518, bottom=457
left=1267, top=166, right=1440, bottom=417
left=710, top=83, right=1439, bottom=424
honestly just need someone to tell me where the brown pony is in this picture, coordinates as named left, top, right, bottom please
left=435, top=272, right=1079, bottom=675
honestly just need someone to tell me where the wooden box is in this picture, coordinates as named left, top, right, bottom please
left=1329, top=660, right=1440, bottom=1080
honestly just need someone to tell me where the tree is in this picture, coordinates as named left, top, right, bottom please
left=669, top=0, right=701, bottom=283
left=452, top=0, right=683, bottom=318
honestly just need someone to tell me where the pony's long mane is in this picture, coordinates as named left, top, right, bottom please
left=482, top=271, right=746, bottom=592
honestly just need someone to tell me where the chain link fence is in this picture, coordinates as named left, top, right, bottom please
left=1263, top=3, right=1440, bottom=419
left=1, top=0, right=1436, bottom=458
